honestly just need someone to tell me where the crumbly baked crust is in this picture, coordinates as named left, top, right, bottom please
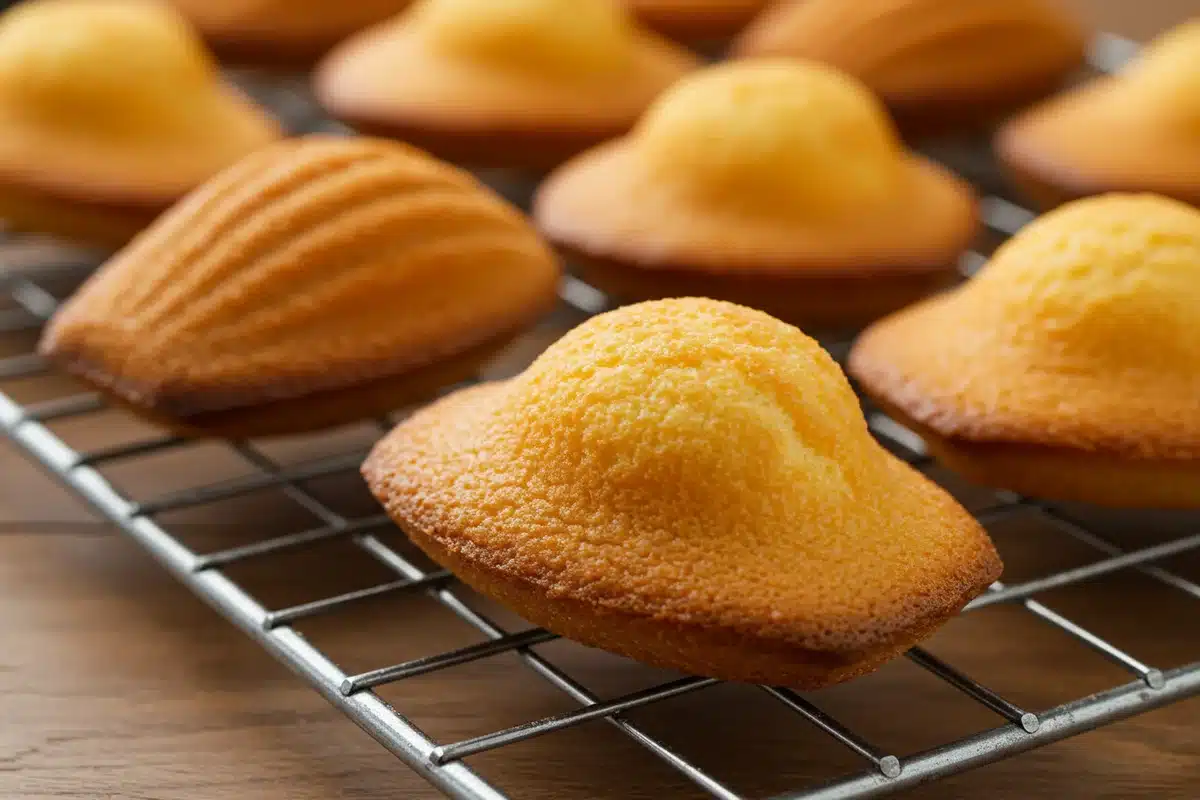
left=849, top=195, right=1200, bottom=508
left=364, top=299, right=1002, bottom=686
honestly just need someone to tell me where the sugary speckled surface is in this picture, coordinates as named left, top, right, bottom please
left=0, top=0, right=279, bottom=205
left=734, top=0, right=1086, bottom=130
left=850, top=194, right=1200, bottom=461
left=997, top=19, right=1200, bottom=207
left=365, top=298, right=1001, bottom=685
left=41, top=136, right=560, bottom=427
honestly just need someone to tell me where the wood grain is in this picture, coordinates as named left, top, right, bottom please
left=2, top=3, right=1198, bottom=798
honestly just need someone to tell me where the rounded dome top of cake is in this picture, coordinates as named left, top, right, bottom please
left=634, top=61, right=904, bottom=217
left=497, top=298, right=890, bottom=532
left=969, top=194, right=1200, bottom=368
left=1121, top=20, right=1200, bottom=129
left=361, top=296, right=1001, bottom=672
left=411, top=0, right=636, bottom=77
left=0, top=0, right=218, bottom=138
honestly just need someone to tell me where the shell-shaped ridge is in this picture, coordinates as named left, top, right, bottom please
left=737, top=0, right=1085, bottom=96
left=42, top=135, right=560, bottom=416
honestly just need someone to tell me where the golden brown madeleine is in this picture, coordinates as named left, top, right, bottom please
left=998, top=20, right=1200, bottom=210
left=0, top=0, right=280, bottom=250
left=625, top=0, right=771, bottom=44
left=314, top=0, right=700, bottom=170
left=168, top=0, right=414, bottom=67
left=40, top=136, right=561, bottom=439
left=534, top=60, right=978, bottom=330
left=734, top=0, right=1087, bottom=136
left=365, top=298, right=1001, bottom=688
left=850, top=195, right=1200, bottom=509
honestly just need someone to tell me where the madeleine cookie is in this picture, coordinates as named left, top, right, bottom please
left=850, top=195, right=1200, bottom=509
left=733, top=0, right=1086, bottom=136
left=626, top=0, right=770, bottom=44
left=365, top=298, right=1001, bottom=688
left=314, top=0, right=699, bottom=170
left=169, top=0, right=414, bottom=66
left=534, top=61, right=978, bottom=330
left=0, top=0, right=280, bottom=250
left=39, top=136, right=561, bottom=439
left=997, top=20, right=1200, bottom=210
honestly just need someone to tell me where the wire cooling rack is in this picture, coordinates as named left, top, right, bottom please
left=2, top=32, right=1198, bottom=800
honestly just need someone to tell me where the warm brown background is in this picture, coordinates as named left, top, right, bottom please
left=2, top=2, right=1198, bottom=798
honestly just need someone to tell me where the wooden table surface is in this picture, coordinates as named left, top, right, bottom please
left=3, top=3, right=1198, bottom=798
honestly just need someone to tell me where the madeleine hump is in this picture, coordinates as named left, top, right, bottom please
left=850, top=194, right=1200, bottom=509
left=534, top=60, right=978, bottom=330
left=314, top=0, right=699, bottom=170
left=998, top=20, right=1200, bottom=210
left=40, top=136, right=561, bottom=439
left=0, top=0, right=280, bottom=248
left=365, top=298, right=1002, bottom=688
left=734, top=0, right=1086, bottom=136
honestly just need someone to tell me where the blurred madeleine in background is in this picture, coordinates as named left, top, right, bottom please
left=168, top=0, right=414, bottom=66
left=0, top=0, right=280, bottom=248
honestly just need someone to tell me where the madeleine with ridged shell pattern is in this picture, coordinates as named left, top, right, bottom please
left=40, top=136, right=561, bottom=439
left=733, top=0, right=1087, bottom=135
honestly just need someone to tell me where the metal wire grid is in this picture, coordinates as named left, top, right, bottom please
left=2, top=32, right=1199, bottom=800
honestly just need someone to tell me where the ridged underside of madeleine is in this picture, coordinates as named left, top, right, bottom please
left=739, top=0, right=1085, bottom=95
left=42, top=136, right=560, bottom=416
